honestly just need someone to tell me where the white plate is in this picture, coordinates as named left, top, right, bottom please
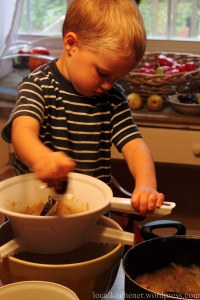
left=168, top=93, right=200, bottom=115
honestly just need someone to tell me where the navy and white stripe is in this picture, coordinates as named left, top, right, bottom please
left=2, top=59, right=142, bottom=185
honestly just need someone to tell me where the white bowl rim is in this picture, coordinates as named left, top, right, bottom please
left=0, top=172, right=113, bottom=219
left=168, top=93, right=200, bottom=107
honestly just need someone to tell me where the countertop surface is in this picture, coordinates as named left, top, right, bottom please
left=1, top=70, right=200, bottom=130
left=131, top=103, right=200, bottom=130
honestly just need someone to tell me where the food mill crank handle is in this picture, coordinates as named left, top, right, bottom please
left=111, top=198, right=176, bottom=216
left=0, top=237, right=25, bottom=262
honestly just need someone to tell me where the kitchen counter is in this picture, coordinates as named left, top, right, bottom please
left=1, top=70, right=200, bottom=129
left=131, top=102, right=200, bottom=130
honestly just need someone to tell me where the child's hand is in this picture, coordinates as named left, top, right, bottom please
left=131, top=185, right=164, bottom=215
left=32, top=151, right=76, bottom=189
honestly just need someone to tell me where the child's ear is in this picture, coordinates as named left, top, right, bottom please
left=64, top=32, right=78, bottom=55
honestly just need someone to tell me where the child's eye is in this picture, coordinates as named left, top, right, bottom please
left=97, top=69, right=109, bottom=77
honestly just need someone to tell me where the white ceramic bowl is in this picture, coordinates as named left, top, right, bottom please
left=0, top=173, right=112, bottom=253
left=168, top=93, right=200, bottom=115
left=0, top=173, right=174, bottom=254
left=0, top=281, right=79, bottom=300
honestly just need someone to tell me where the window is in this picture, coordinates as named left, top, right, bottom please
left=16, top=0, right=200, bottom=56
left=18, top=0, right=200, bottom=41
left=139, top=0, right=200, bottom=40
left=18, top=0, right=68, bottom=36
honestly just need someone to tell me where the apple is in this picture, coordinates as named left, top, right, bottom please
left=139, top=67, right=156, bottom=74
left=18, top=47, right=32, bottom=55
left=155, top=67, right=164, bottom=74
left=157, top=54, right=177, bottom=67
left=165, top=68, right=180, bottom=74
left=28, top=47, right=50, bottom=71
left=143, top=62, right=152, bottom=69
left=185, top=62, right=197, bottom=71
left=135, top=54, right=198, bottom=76
left=127, top=93, right=143, bottom=110
left=173, top=64, right=187, bottom=72
left=31, top=47, right=50, bottom=56
left=147, top=94, right=164, bottom=111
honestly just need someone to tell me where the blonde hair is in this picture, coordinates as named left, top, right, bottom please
left=62, top=0, right=146, bottom=67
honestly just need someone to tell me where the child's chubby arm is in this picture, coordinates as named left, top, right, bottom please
left=121, top=138, right=164, bottom=215
left=11, top=116, right=76, bottom=187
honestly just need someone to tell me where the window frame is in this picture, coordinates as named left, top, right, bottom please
left=147, top=39, right=200, bottom=55
left=17, top=0, right=200, bottom=57
left=17, top=33, right=200, bottom=58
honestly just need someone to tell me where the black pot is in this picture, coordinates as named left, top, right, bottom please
left=122, top=220, right=200, bottom=299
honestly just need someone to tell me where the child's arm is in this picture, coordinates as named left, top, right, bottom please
left=11, top=116, right=75, bottom=187
left=121, top=138, right=164, bottom=215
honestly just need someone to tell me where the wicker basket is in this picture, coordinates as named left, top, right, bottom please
left=119, top=52, right=200, bottom=98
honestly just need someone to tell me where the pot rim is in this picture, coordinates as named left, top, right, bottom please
left=122, top=235, right=200, bottom=300
left=123, top=235, right=200, bottom=265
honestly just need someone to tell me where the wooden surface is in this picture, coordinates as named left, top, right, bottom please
left=132, top=102, right=200, bottom=129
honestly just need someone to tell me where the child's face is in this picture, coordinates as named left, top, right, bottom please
left=62, top=46, right=134, bottom=97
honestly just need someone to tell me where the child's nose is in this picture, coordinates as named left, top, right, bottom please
left=100, top=79, right=115, bottom=91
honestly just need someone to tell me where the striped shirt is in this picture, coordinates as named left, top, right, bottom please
left=2, top=59, right=142, bottom=185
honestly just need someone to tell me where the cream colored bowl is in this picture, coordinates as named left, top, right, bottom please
left=0, top=281, right=79, bottom=300
left=0, top=216, right=124, bottom=300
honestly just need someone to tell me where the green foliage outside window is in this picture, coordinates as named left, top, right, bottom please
left=19, top=0, right=67, bottom=34
left=19, top=0, right=200, bottom=40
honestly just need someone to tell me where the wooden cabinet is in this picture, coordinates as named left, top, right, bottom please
left=111, top=106, right=200, bottom=233
left=112, top=126, right=200, bottom=166
left=112, top=104, right=200, bottom=166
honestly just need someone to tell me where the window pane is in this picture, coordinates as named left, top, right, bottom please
left=140, top=0, right=168, bottom=39
left=18, top=0, right=200, bottom=41
left=19, top=0, right=67, bottom=36
left=139, top=0, right=200, bottom=40
left=172, top=0, right=194, bottom=38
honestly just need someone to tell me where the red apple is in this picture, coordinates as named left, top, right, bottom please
left=157, top=54, right=177, bottom=67
left=143, top=62, right=152, bottom=69
left=174, top=64, right=187, bottom=72
left=28, top=47, right=50, bottom=71
left=165, top=68, right=180, bottom=74
left=31, top=47, right=50, bottom=56
left=185, top=62, right=197, bottom=72
left=161, top=66, right=173, bottom=73
left=139, top=67, right=156, bottom=74
left=18, top=47, right=32, bottom=55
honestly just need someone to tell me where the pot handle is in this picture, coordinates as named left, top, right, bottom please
left=141, top=220, right=186, bottom=240
left=110, top=197, right=176, bottom=216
